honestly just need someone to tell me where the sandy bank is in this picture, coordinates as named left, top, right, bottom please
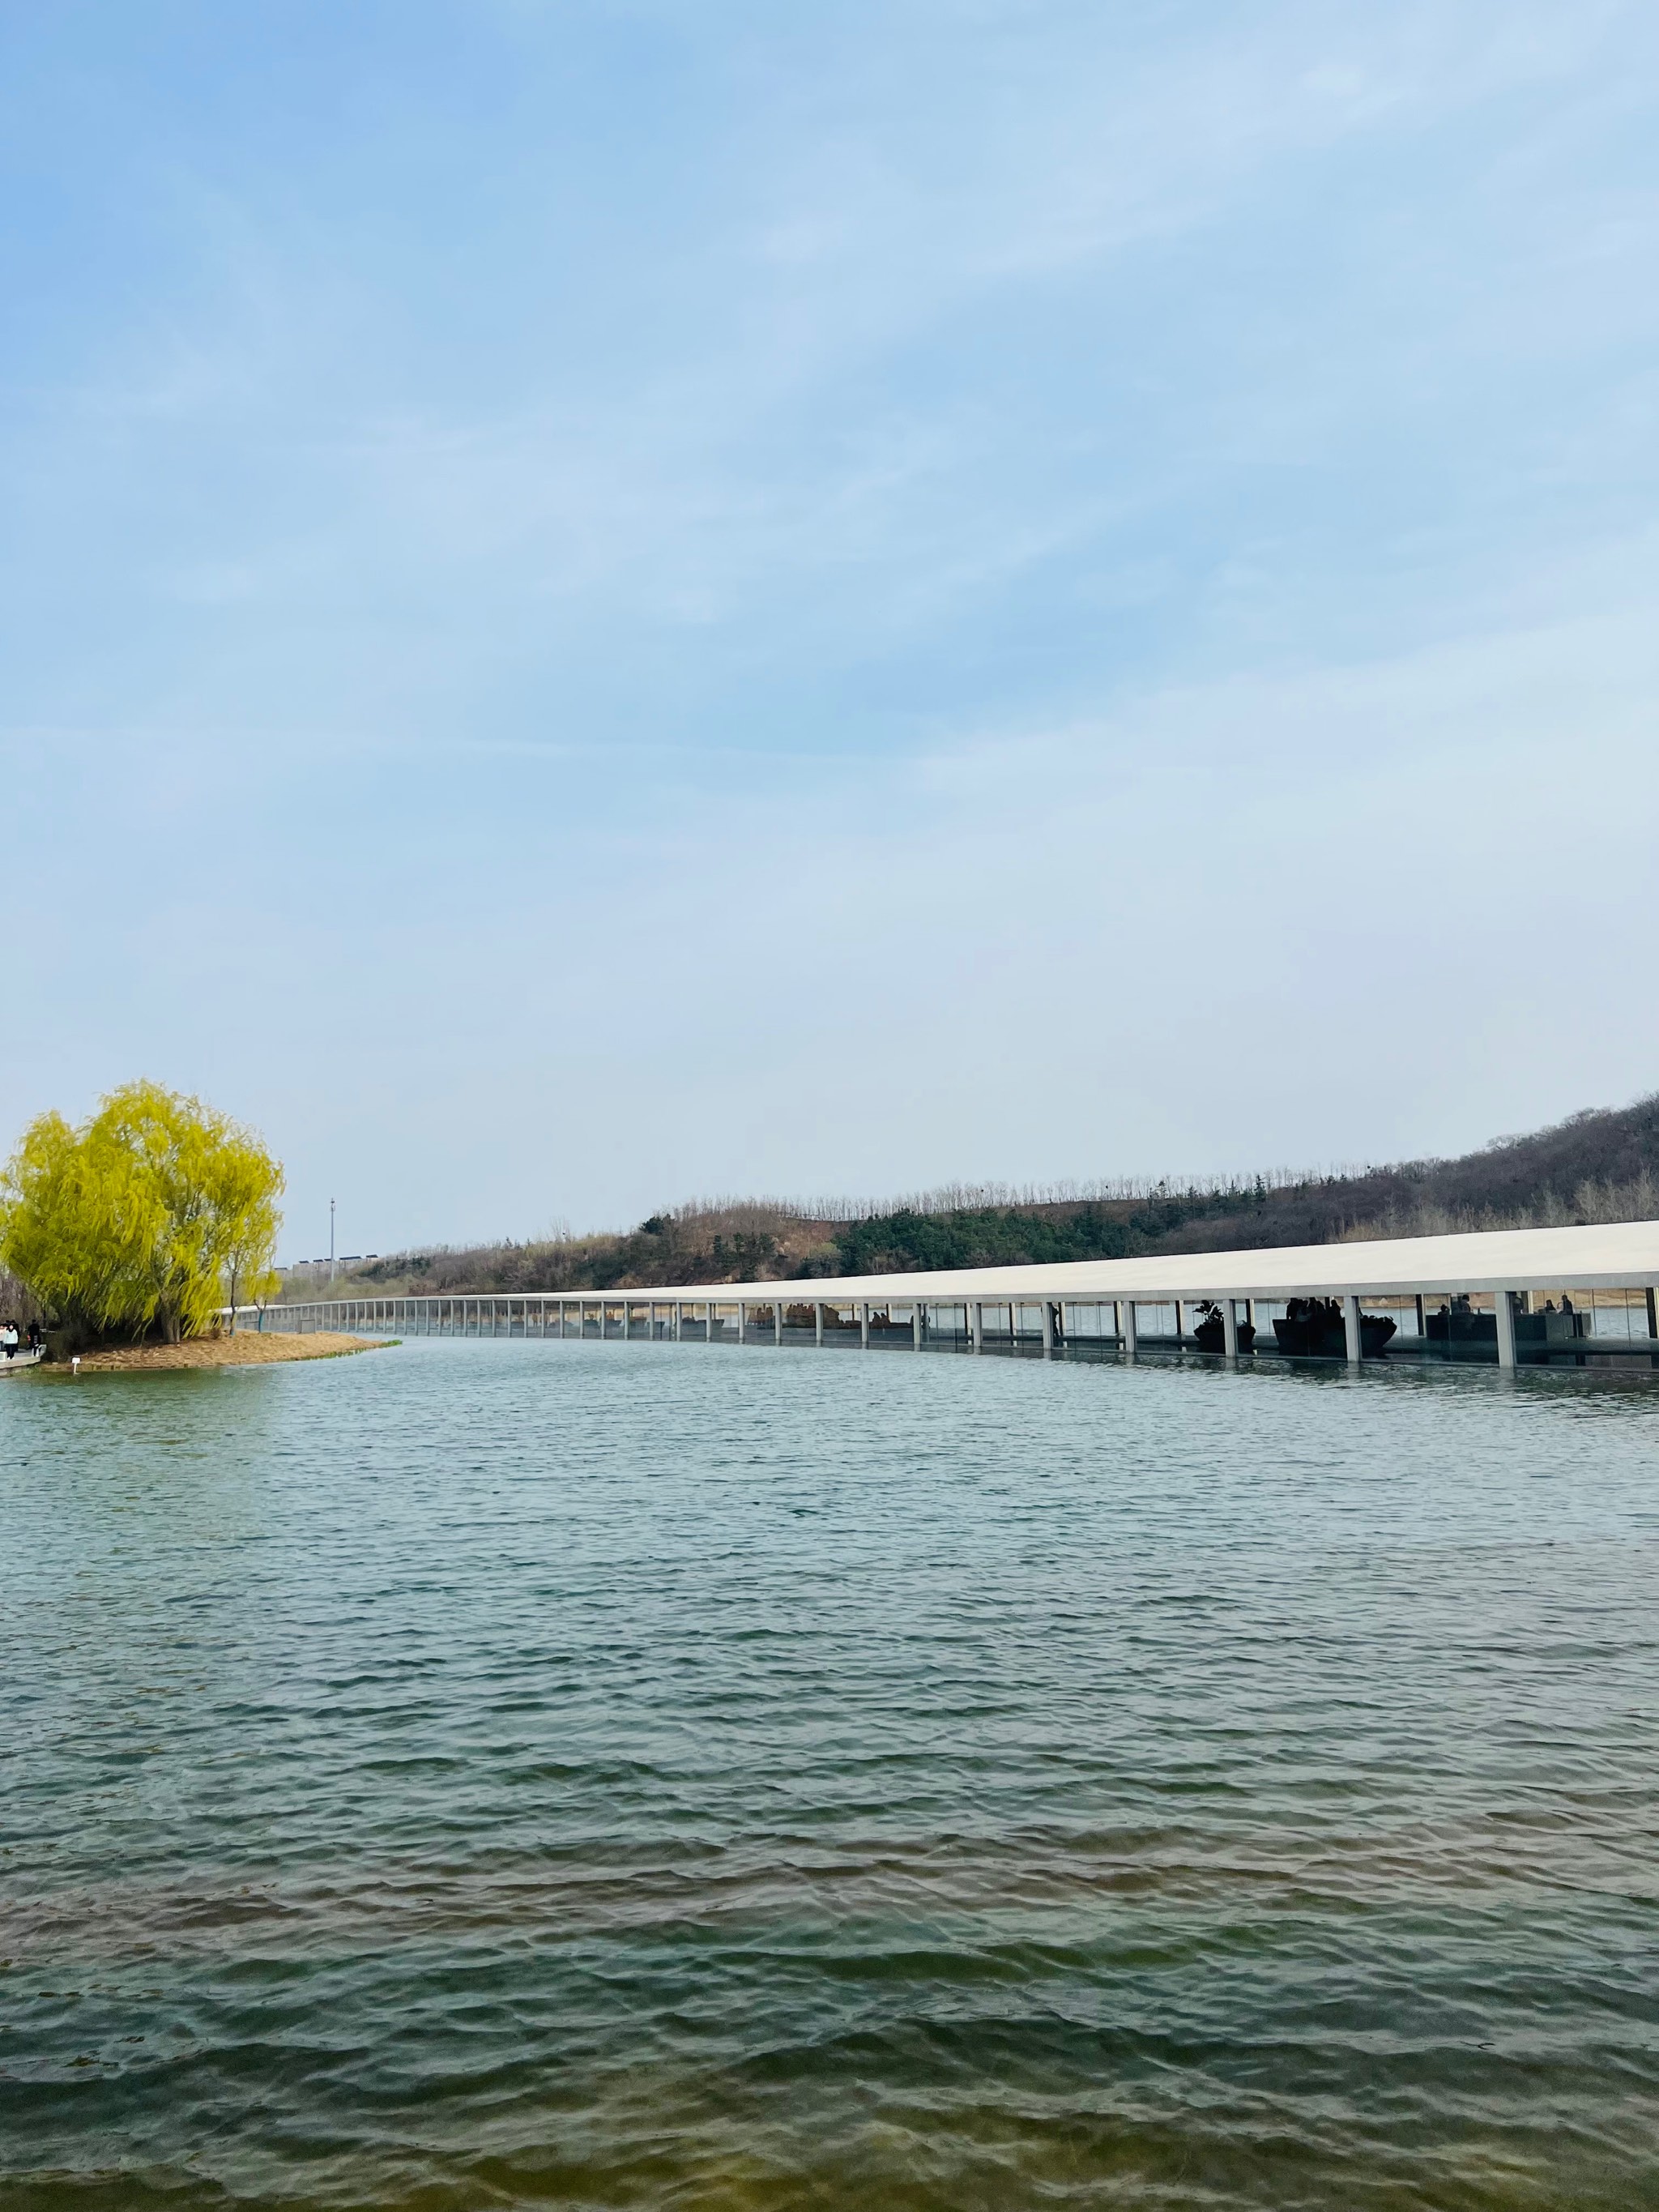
left=62, top=1332, right=389, bottom=1373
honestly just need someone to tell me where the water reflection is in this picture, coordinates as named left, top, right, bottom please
left=2, top=1342, right=1657, bottom=2208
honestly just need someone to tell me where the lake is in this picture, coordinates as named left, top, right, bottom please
left=2, top=1339, right=1657, bottom=2209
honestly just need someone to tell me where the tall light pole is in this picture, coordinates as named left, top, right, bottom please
left=330, top=1198, right=336, bottom=1285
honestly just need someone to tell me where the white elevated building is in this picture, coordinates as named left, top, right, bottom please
left=259, top=1219, right=1659, bottom=1371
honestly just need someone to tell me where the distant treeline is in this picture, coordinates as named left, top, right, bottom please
left=305, top=1094, right=1659, bottom=1300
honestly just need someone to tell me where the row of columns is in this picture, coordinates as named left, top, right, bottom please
left=269, top=1288, right=1547, bottom=1369
left=318, top=1295, right=1252, bottom=1359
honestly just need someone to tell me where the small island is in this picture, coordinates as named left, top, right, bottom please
left=60, top=1330, right=383, bottom=1373
left=1, top=1080, right=387, bottom=1375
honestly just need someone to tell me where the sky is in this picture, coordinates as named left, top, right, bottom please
left=3, top=0, right=1657, bottom=1258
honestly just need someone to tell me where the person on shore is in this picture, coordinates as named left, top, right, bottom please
left=2, top=1322, right=17, bottom=1360
left=26, top=1321, right=43, bottom=1353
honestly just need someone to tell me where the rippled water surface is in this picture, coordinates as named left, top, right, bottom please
left=3, top=1339, right=1658, bottom=2210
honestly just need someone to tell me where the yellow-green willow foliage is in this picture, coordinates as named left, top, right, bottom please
left=0, top=1083, right=284, bottom=1344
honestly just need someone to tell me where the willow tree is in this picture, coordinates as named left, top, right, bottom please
left=0, top=1083, right=284, bottom=1346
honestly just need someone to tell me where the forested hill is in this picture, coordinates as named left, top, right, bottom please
left=320, top=1094, right=1659, bottom=1299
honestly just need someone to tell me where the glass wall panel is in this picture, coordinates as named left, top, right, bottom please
left=820, top=1302, right=859, bottom=1343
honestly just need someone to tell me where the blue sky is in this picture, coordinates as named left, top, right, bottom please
left=4, top=1, right=1657, bottom=1255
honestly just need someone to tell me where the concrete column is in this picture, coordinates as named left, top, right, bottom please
left=776, top=1299, right=787, bottom=1347
left=814, top=1301, right=824, bottom=1347
left=1495, top=1288, right=1517, bottom=1370
left=859, top=1301, right=870, bottom=1348
left=673, top=1301, right=683, bottom=1341
left=1040, top=1301, right=1053, bottom=1356
left=1343, top=1295, right=1363, bottom=1364
left=1172, top=1300, right=1183, bottom=1344
left=621, top=1300, right=629, bottom=1340
left=736, top=1300, right=746, bottom=1345
left=1122, top=1302, right=1137, bottom=1359
left=1222, top=1299, right=1239, bottom=1356
left=970, top=1302, right=983, bottom=1352
left=912, top=1305, right=923, bottom=1350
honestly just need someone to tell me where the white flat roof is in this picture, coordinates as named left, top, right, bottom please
left=579, top=1218, right=1659, bottom=1303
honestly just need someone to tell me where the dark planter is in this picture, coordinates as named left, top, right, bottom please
left=1273, top=1313, right=1397, bottom=1358
left=1192, top=1317, right=1256, bottom=1353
